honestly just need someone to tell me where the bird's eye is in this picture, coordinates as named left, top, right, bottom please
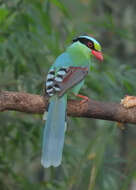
left=87, top=41, right=93, bottom=48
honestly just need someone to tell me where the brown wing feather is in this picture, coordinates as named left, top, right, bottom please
left=54, top=67, right=88, bottom=97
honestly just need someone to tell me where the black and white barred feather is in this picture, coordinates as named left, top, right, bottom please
left=46, top=67, right=68, bottom=97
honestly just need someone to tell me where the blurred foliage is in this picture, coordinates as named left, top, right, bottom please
left=0, top=0, right=136, bottom=189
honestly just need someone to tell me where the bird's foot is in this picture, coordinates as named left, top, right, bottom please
left=73, top=93, right=89, bottom=104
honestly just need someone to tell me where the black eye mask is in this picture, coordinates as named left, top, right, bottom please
left=73, top=37, right=95, bottom=51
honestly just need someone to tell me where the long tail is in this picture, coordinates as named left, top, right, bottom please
left=41, top=95, right=67, bottom=168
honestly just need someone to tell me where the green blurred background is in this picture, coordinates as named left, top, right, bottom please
left=0, top=0, right=136, bottom=189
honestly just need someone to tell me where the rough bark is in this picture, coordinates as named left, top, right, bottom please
left=0, top=91, right=136, bottom=124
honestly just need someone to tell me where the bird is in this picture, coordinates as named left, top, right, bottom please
left=41, top=35, right=103, bottom=168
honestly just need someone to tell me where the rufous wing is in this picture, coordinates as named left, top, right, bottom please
left=54, top=67, right=88, bottom=97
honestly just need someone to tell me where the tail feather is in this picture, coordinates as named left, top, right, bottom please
left=41, top=95, right=67, bottom=168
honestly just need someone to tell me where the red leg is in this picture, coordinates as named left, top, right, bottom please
left=73, top=93, right=89, bottom=104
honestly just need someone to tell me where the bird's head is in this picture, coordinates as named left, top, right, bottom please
left=72, top=35, right=103, bottom=61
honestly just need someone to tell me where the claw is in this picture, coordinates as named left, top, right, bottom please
left=73, top=93, right=89, bottom=104
left=80, top=97, right=89, bottom=104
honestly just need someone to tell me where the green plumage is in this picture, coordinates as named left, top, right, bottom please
left=41, top=37, right=102, bottom=168
left=51, top=42, right=91, bottom=95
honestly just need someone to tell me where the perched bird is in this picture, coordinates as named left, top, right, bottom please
left=41, top=35, right=103, bottom=168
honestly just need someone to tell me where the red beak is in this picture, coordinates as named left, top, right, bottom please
left=92, top=50, right=103, bottom=62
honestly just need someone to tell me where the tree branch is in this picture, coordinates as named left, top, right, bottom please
left=0, top=91, right=136, bottom=124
